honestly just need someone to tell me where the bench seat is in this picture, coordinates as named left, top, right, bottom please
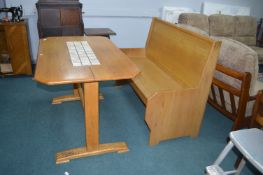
left=127, top=49, right=184, bottom=103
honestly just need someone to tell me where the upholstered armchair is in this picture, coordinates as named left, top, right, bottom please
left=209, top=37, right=262, bottom=130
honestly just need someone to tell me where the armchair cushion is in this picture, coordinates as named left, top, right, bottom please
left=213, top=37, right=258, bottom=96
left=234, top=16, right=257, bottom=46
left=250, top=46, right=263, bottom=64
left=255, top=80, right=263, bottom=93
left=211, top=37, right=259, bottom=117
left=176, top=24, right=209, bottom=36
left=178, top=13, right=209, bottom=33
left=209, top=15, right=235, bottom=37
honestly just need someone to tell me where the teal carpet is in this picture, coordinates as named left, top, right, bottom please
left=0, top=77, right=260, bottom=175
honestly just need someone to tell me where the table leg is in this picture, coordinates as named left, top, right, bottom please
left=84, top=82, right=99, bottom=149
left=52, top=84, right=81, bottom=104
left=56, top=82, right=129, bottom=164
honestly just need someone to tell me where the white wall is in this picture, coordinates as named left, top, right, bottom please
left=0, top=0, right=6, bottom=21
left=6, top=0, right=263, bottom=62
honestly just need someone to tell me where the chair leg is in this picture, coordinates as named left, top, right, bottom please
left=214, top=141, right=234, bottom=165
left=234, top=157, right=242, bottom=169
left=234, top=158, right=246, bottom=175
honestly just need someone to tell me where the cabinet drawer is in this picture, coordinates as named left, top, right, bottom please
left=61, top=8, right=81, bottom=26
left=41, top=28, right=62, bottom=37
left=40, top=8, right=61, bottom=27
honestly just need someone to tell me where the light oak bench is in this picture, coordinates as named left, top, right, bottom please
left=122, top=18, right=222, bottom=145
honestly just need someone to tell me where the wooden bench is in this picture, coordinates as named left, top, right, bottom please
left=122, top=18, right=222, bottom=145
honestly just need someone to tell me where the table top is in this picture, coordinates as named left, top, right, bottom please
left=34, top=36, right=139, bottom=85
left=84, top=28, right=116, bottom=36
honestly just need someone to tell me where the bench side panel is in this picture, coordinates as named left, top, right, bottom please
left=145, top=39, right=221, bottom=144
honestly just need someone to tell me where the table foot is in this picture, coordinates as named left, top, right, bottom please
left=52, top=95, right=81, bottom=104
left=52, top=94, right=104, bottom=104
left=56, top=142, right=129, bottom=164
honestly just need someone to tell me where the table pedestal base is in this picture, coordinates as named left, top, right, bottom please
left=52, top=95, right=81, bottom=104
left=52, top=94, right=104, bottom=105
left=56, top=142, right=129, bottom=164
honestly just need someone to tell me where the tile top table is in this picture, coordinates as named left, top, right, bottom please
left=34, top=36, right=139, bottom=164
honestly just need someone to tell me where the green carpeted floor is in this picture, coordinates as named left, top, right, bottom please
left=0, top=77, right=260, bottom=175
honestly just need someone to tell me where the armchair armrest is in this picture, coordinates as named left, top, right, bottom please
left=208, top=64, right=252, bottom=130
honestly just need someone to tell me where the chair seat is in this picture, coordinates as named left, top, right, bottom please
left=230, top=128, right=263, bottom=173
left=250, top=46, right=263, bottom=64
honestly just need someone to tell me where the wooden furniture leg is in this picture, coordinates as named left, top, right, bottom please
left=56, top=82, right=129, bottom=164
left=52, top=83, right=104, bottom=104
left=52, top=84, right=81, bottom=104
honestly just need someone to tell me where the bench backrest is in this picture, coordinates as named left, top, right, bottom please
left=145, top=18, right=221, bottom=88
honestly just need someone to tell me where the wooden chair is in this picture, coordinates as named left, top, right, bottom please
left=206, top=36, right=261, bottom=131
left=250, top=90, right=263, bottom=128
left=208, top=64, right=255, bottom=131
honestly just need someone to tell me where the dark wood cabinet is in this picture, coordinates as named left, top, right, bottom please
left=36, top=0, right=84, bottom=38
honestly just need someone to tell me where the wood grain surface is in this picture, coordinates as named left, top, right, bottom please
left=122, top=18, right=222, bottom=145
left=34, top=36, right=139, bottom=85
left=34, top=36, right=139, bottom=163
